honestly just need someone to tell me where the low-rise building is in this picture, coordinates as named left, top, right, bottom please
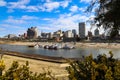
left=64, top=30, right=73, bottom=38
left=53, top=30, right=63, bottom=38
left=4, top=34, right=17, bottom=39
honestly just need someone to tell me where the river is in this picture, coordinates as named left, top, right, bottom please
left=0, top=44, right=120, bottom=59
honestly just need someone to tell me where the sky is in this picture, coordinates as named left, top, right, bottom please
left=0, top=0, right=103, bottom=37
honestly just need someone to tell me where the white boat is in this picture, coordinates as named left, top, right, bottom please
left=44, top=45, right=49, bottom=49
left=55, top=44, right=62, bottom=49
left=62, top=44, right=75, bottom=49
left=34, top=44, right=39, bottom=48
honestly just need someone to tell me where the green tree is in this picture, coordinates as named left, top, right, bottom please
left=66, top=51, right=120, bottom=80
left=87, top=0, right=120, bottom=38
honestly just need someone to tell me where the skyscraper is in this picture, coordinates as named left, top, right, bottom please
left=79, top=22, right=85, bottom=38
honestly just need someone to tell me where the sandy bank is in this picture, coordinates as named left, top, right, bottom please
left=0, top=40, right=120, bottom=49
left=3, top=54, right=69, bottom=79
left=75, top=42, right=120, bottom=49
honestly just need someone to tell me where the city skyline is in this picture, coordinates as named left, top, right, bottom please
left=0, top=0, right=104, bottom=37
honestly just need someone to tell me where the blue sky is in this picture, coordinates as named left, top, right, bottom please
left=0, top=0, right=100, bottom=37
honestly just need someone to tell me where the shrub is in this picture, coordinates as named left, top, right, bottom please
left=0, top=60, right=54, bottom=80
left=66, top=51, right=120, bottom=80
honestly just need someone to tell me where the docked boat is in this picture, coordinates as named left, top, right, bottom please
left=28, top=45, right=35, bottom=47
left=28, top=44, right=40, bottom=48
left=34, top=44, right=39, bottom=48
left=55, top=44, right=62, bottom=49
left=48, top=45, right=56, bottom=50
left=62, top=44, right=75, bottom=49
left=44, top=45, right=49, bottom=49
left=44, top=44, right=62, bottom=50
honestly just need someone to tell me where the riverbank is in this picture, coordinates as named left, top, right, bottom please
left=0, top=40, right=120, bottom=49
left=75, top=42, right=120, bottom=49
left=2, top=54, right=69, bottom=79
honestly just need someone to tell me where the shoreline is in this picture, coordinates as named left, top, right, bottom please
left=4, top=50, right=67, bottom=63
left=0, top=40, right=120, bottom=49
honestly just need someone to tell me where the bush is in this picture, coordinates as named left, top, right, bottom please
left=66, top=51, right=120, bottom=80
left=0, top=60, right=54, bottom=80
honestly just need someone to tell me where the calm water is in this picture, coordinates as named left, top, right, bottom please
left=0, top=44, right=120, bottom=58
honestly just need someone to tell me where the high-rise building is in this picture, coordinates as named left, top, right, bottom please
left=79, top=22, right=85, bottom=38
left=72, top=29, right=77, bottom=37
left=27, top=27, right=38, bottom=39
left=94, top=28, right=99, bottom=36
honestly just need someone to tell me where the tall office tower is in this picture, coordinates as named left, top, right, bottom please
left=79, top=22, right=85, bottom=38
left=72, top=29, right=77, bottom=37
left=94, top=28, right=99, bottom=36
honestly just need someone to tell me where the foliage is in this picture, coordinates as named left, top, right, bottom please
left=87, top=0, right=120, bottom=38
left=0, top=59, right=5, bottom=76
left=0, top=60, right=54, bottom=80
left=66, top=51, right=120, bottom=80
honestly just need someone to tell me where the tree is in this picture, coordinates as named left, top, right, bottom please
left=87, top=0, right=120, bottom=38
left=66, top=51, right=120, bottom=80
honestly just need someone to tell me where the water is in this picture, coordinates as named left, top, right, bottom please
left=0, top=44, right=120, bottom=58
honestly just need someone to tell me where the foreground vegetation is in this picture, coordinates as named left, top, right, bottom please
left=0, top=51, right=120, bottom=80
left=67, top=51, right=120, bottom=80
left=0, top=60, right=54, bottom=80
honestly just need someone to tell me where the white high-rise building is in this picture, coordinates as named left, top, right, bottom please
left=79, top=22, right=85, bottom=38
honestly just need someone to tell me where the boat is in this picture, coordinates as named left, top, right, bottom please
left=28, top=44, right=40, bottom=48
left=55, top=44, right=62, bottom=49
left=44, top=45, right=49, bottom=49
left=39, top=45, right=43, bottom=48
left=28, top=45, right=35, bottom=47
left=47, top=44, right=57, bottom=50
left=34, top=44, right=39, bottom=48
left=48, top=43, right=63, bottom=50
left=62, top=44, right=75, bottom=49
